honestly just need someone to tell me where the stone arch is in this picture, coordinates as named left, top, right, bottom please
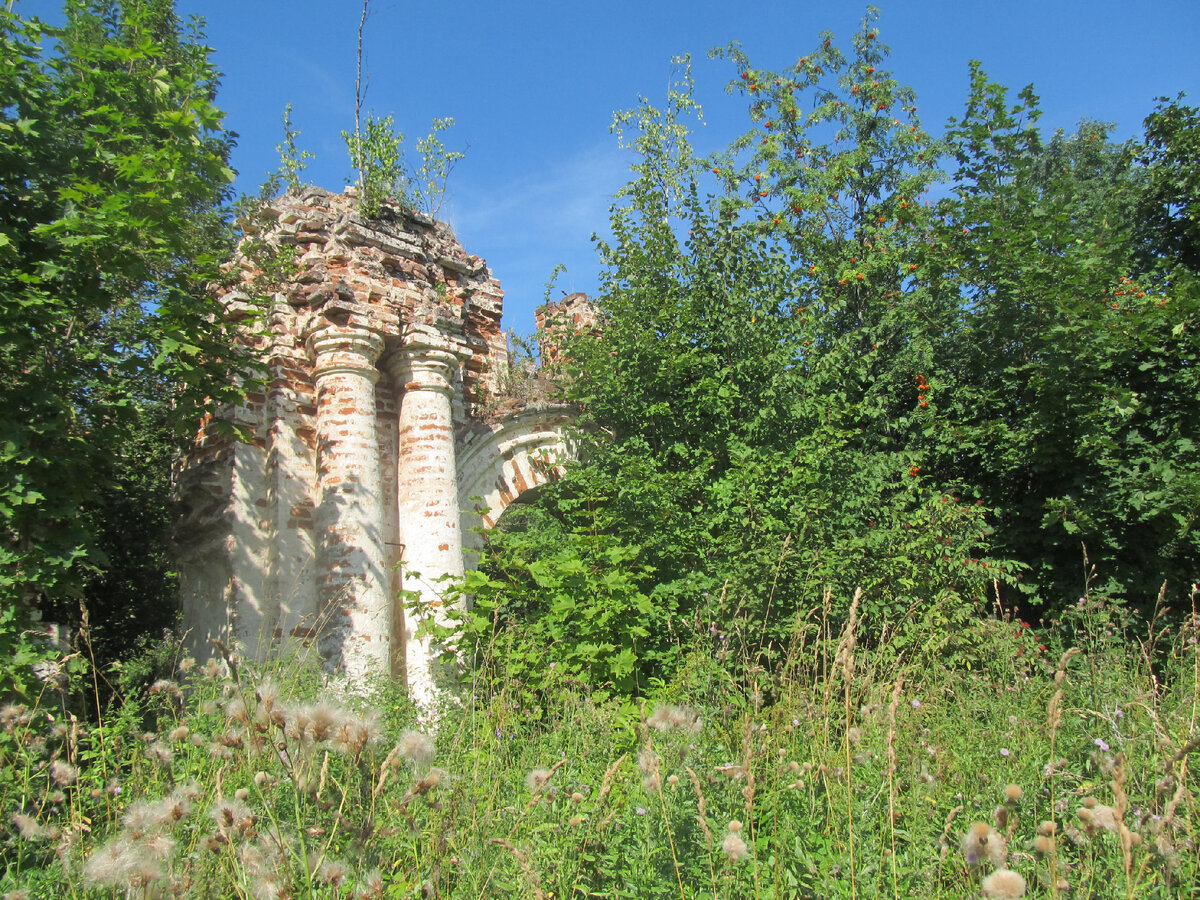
left=455, top=405, right=578, bottom=561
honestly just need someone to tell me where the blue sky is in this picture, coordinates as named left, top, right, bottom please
left=21, top=0, right=1199, bottom=335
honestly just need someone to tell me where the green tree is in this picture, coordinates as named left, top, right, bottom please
left=0, top=0, right=252, bottom=689
left=460, top=13, right=1013, bottom=695
left=1136, top=94, right=1200, bottom=274
left=462, top=13, right=1200, bottom=697
left=934, top=68, right=1200, bottom=610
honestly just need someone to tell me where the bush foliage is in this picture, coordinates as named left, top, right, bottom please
left=457, top=10, right=1200, bottom=696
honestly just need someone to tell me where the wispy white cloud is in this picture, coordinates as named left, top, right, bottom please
left=449, top=142, right=628, bottom=248
left=442, top=142, right=632, bottom=327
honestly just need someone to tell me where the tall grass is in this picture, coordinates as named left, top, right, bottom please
left=1, top=587, right=1196, bottom=898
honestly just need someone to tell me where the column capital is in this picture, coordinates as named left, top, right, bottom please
left=385, top=328, right=470, bottom=396
left=307, top=324, right=385, bottom=382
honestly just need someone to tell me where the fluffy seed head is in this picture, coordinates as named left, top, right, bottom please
left=526, top=768, right=552, bottom=793
left=981, top=868, right=1026, bottom=899
left=305, top=702, right=343, bottom=742
left=0, top=704, right=28, bottom=730
left=315, top=857, right=348, bottom=887
left=154, top=785, right=196, bottom=825
left=122, top=801, right=164, bottom=838
left=149, top=678, right=182, bottom=699
left=224, top=697, right=249, bottom=723
left=145, top=741, right=173, bottom=766
left=358, top=869, right=384, bottom=898
left=332, top=714, right=379, bottom=757
left=50, top=760, right=78, bottom=786
left=12, top=813, right=51, bottom=841
left=142, top=831, right=176, bottom=861
left=722, top=830, right=751, bottom=861
left=637, top=748, right=659, bottom=776
left=1082, top=804, right=1119, bottom=834
left=254, top=678, right=281, bottom=711
left=210, top=797, right=254, bottom=838
left=647, top=703, right=702, bottom=733
left=84, top=838, right=164, bottom=889
left=1003, top=784, right=1022, bottom=803
left=397, top=730, right=435, bottom=767
left=960, top=822, right=1006, bottom=869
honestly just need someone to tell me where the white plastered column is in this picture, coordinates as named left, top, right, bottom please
left=308, top=324, right=392, bottom=685
left=387, top=329, right=470, bottom=705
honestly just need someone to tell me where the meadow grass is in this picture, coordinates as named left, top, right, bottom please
left=0, top=588, right=1196, bottom=899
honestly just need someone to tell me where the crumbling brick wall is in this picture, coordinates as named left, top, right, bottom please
left=535, top=292, right=600, bottom=367
left=176, top=188, right=507, bottom=680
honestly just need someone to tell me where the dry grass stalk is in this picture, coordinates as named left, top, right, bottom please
left=1164, top=734, right=1200, bottom=774
left=740, top=720, right=756, bottom=815
left=686, top=767, right=712, bottom=849
left=316, top=750, right=329, bottom=800
left=686, top=765, right=718, bottom=898
left=373, top=744, right=402, bottom=798
left=1045, top=645, right=1080, bottom=900
left=491, top=838, right=547, bottom=900
left=938, top=805, right=965, bottom=863
left=837, top=587, right=862, bottom=899
left=596, top=754, right=625, bottom=805
left=886, top=673, right=904, bottom=900
left=1155, top=759, right=1190, bottom=864
left=1111, top=754, right=1135, bottom=893
left=593, top=755, right=626, bottom=832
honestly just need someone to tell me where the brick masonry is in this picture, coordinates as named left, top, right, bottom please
left=176, top=188, right=585, bottom=701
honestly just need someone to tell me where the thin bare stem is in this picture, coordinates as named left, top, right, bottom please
left=353, top=0, right=370, bottom=188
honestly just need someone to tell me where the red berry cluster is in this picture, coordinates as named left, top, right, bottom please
left=915, top=374, right=930, bottom=408
left=1014, top=620, right=1047, bottom=658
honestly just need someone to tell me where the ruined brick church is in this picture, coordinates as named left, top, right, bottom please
left=175, top=187, right=593, bottom=702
